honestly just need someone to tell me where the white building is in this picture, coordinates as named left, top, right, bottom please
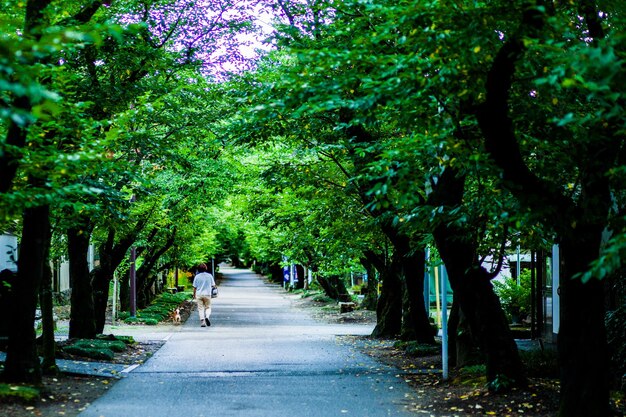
left=0, top=232, right=18, bottom=273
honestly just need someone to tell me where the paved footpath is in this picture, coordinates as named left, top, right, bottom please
left=79, top=266, right=417, bottom=417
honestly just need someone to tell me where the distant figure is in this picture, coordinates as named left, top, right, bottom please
left=193, top=263, right=216, bottom=327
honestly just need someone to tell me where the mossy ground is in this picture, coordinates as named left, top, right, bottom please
left=0, top=383, right=40, bottom=403
left=60, top=337, right=132, bottom=361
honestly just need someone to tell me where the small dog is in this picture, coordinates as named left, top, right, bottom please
left=172, top=308, right=181, bottom=324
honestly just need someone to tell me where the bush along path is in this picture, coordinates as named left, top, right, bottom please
left=118, top=291, right=194, bottom=325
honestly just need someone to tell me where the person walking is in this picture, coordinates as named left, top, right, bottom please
left=193, top=263, right=216, bottom=327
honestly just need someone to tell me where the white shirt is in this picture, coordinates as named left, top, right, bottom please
left=193, top=272, right=215, bottom=297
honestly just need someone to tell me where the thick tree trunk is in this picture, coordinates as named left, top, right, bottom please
left=455, top=306, right=482, bottom=367
left=92, top=227, right=137, bottom=332
left=269, top=263, right=283, bottom=283
left=446, top=301, right=482, bottom=368
left=400, top=247, right=435, bottom=343
left=371, top=264, right=403, bottom=338
left=295, top=265, right=305, bottom=290
left=317, top=275, right=351, bottom=302
left=477, top=4, right=611, bottom=411
left=120, top=270, right=130, bottom=312
left=40, top=242, right=58, bottom=375
left=3, top=205, right=49, bottom=383
left=431, top=168, right=525, bottom=387
left=557, top=238, right=608, bottom=417
left=91, top=267, right=110, bottom=333
left=437, top=241, right=526, bottom=387
left=0, top=270, right=15, bottom=346
left=68, top=224, right=96, bottom=339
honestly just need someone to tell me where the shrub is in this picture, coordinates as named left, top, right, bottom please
left=312, top=294, right=334, bottom=303
left=97, top=334, right=136, bottom=345
left=63, top=345, right=115, bottom=361
left=493, top=269, right=531, bottom=322
left=520, top=348, right=559, bottom=378
left=119, top=291, right=191, bottom=325
left=71, top=339, right=127, bottom=353
left=452, top=364, right=487, bottom=387
left=124, top=316, right=158, bottom=325
left=0, top=384, right=40, bottom=403
left=350, top=284, right=363, bottom=294
left=300, top=290, right=323, bottom=299
left=61, top=337, right=130, bottom=361
left=606, top=305, right=626, bottom=388
left=458, top=364, right=487, bottom=376
left=394, top=341, right=440, bottom=357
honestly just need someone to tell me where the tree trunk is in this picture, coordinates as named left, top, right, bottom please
left=135, top=227, right=177, bottom=309
left=439, top=245, right=525, bottom=387
left=120, top=270, right=130, bottom=312
left=3, top=205, right=49, bottom=383
left=557, top=238, right=608, bottom=417
left=476, top=4, right=611, bottom=411
left=68, top=224, right=96, bottom=339
left=454, top=304, right=482, bottom=367
left=317, top=275, right=350, bottom=302
left=431, top=167, right=525, bottom=388
left=400, top=247, right=435, bottom=343
left=0, top=270, right=15, bottom=347
left=295, top=265, right=305, bottom=289
left=92, top=227, right=138, bottom=333
left=371, top=264, right=403, bottom=338
left=360, top=254, right=378, bottom=311
left=40, top=241, right=58, bottom=375
left=91, top=267, right=110, bottom=333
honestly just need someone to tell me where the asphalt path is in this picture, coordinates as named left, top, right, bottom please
left=79, top=266, right=417, bottom=417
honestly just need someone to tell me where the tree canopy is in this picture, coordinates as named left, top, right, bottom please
left=2, top=1, right=625, bottom=416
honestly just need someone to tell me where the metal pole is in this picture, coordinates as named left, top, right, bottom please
left=516, top=245, right=521, bottom=285
left=424, top=248, right=431, bottom=315
left=112, top=272, right=118, bottom=323
left=212, top=258, right=215, bottom=277
left=552, top=244, right=560, bottom=337
left=434, top=266, right=441, bottom=328
left=441, top=265, right=449, bottom=381
left=130, top=246, right=136, bottom=318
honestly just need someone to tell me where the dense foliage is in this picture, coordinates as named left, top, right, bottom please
left=2, top=1, right=625, bottom=416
